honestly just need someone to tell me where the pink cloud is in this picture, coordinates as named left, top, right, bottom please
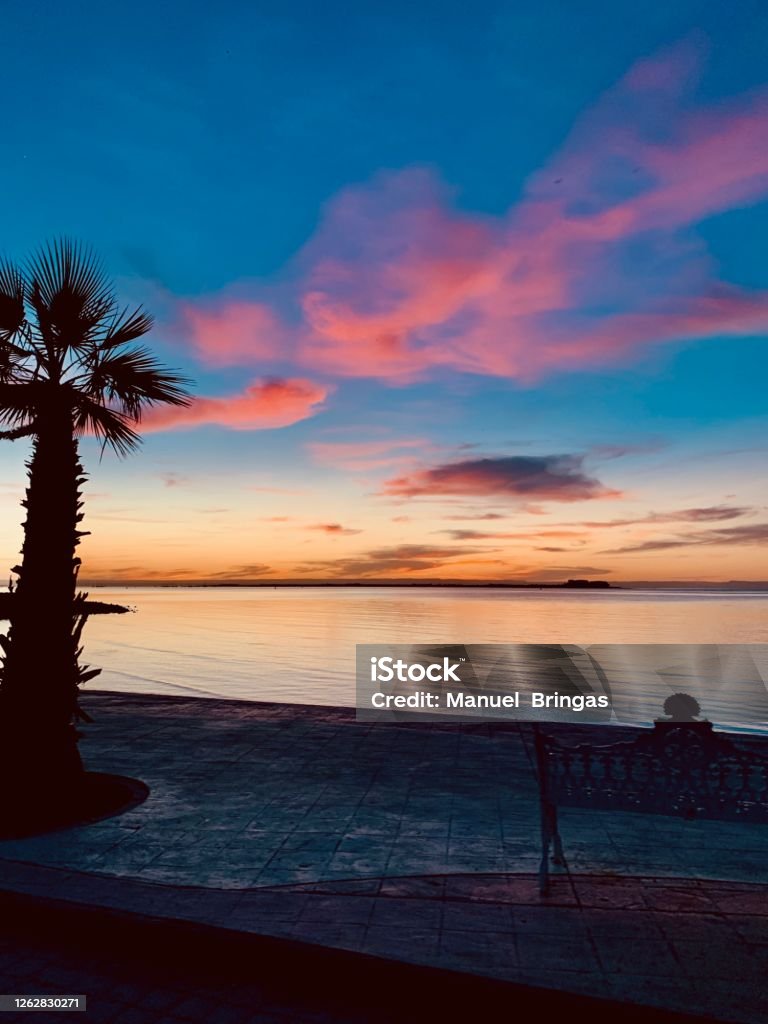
left=173, top=38, right=768, bottom=384
left=298, top=169, right=501, bottom=380
left=142, top=378, right=329, bottom=432
left=297, top=40, right=768, bottom=380
left=306, top=436, right=428, bottom=471
left=178, top=300, right=285, bottom=366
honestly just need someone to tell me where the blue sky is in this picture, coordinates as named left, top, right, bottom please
left=4, top=1, right=767, bottom=286
left=0, top=0, right=766, bottom=582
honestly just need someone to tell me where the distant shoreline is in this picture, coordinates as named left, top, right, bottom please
left=76, top=579, right=617, bottom=591
left=74, top=579, right=768, bottom=592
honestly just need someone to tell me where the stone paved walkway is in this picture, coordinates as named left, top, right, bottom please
left=0, top=885, right=724, bottom=1024
left=2, top=860, right=767, bottom=1022
left=1, top=694, right=767, bottom=1022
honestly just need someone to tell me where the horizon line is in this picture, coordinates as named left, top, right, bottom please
left=73, top=578, right=768, bottom=590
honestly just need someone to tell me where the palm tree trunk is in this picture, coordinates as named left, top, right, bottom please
left=0, top=399, right=86, bottom=803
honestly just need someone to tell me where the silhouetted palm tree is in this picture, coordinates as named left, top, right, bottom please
left=0, top=240, right=191, bottom=805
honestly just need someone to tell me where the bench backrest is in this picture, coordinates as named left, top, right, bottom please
left=535, top=721, right=768, bottom=823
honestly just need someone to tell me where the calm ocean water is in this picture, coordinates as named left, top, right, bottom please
left=72, top=586, right=768, bottom=733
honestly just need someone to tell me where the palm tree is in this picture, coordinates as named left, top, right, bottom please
left=0, top=240, right=191, bottom=810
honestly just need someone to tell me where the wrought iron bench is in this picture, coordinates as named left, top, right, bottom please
left=534, top=709, right=768, bottom=895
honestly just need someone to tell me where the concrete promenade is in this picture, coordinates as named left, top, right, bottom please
left=1, top=693, right=766, bottom=1022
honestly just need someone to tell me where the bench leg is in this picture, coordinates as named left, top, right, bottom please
left=551, top=804, right=565, bottom=867
left=539, top=800, right=554, bottom=895
left=540, top=801, right=566, bottom=895
left=539, top=842, right=550, bottom=895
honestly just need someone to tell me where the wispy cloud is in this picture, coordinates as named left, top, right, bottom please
left=582, top=504, right=754, bottom=528
left=305, top=523, right=362, bottom=536
left=306, top=437, right=427, bottom=472
left=299, top=543, right=492, bottom=577
left=606, top=522, right=768, bottom=553
left=159, top=472, right=189, bottom=487
left=85, top=566, right=197, bottom=580
left=443, top=512, right=507, bottom=521
left=178, top=299, right=285, bottom=366
left=440, top=528, right=586, bottom=541
left=206, top=563, right=275, bottom=578
left=532, top=565, right=613, bottom=581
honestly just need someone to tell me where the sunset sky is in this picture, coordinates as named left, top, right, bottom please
left=0, top=0, right=767, bottom=583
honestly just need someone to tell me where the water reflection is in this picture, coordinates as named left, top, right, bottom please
left=42, top=587, right=768, bottom=731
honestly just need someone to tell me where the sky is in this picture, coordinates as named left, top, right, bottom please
left=0, top=0, right=767, bottom=584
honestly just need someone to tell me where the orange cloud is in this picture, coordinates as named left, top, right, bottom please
left=306, top=523, right=362, bottom=536
left=206, top=563, right=275, bottom=579
left=142, top=377, right=329, bottom=432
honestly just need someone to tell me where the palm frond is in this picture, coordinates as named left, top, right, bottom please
left=0, top=380, right=45, bottom=426
left=0, top=241, right=196, bottom=457
left=89, top=345, right=192, bottom=418
left=0, top=423, right=36, bottom=440
left=0, top=344, right=26, bottom=384
left=25, top=238, right=116, bottom=352
left=101, top=306, right=154, bottom=350
left=0, top=258, right=26, bottom=342
left=73, top=396, right=141, bottom=457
